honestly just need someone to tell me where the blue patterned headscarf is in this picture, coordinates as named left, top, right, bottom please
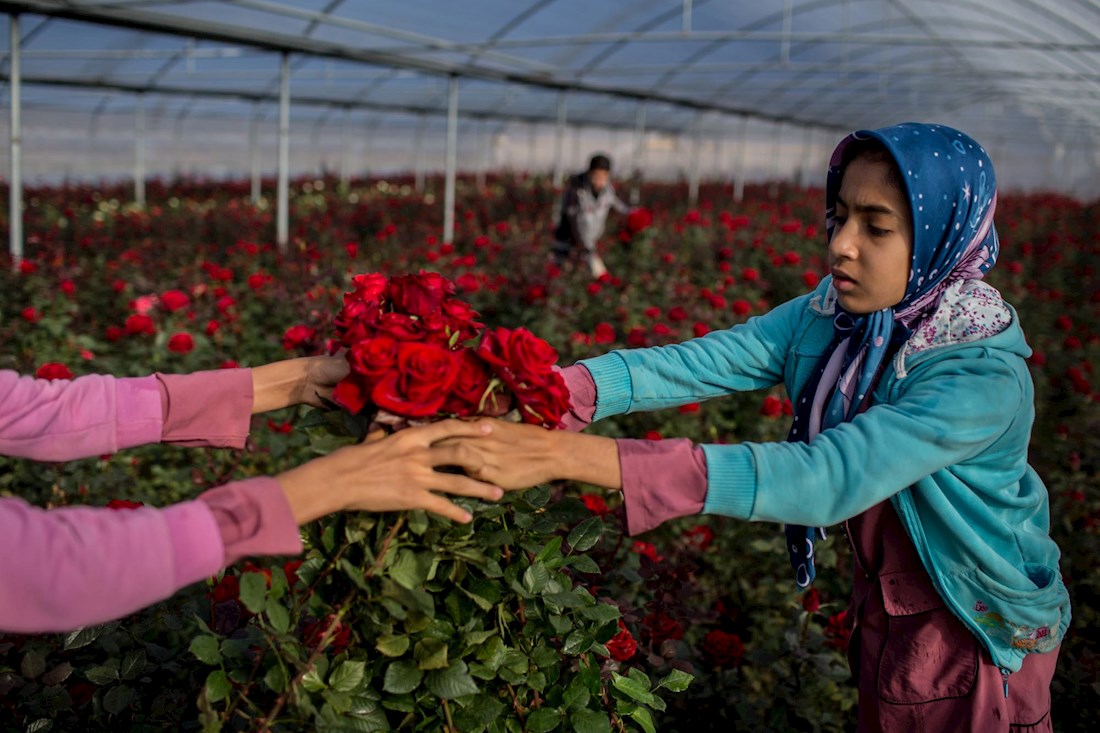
left=785, top=122, right=1001, bottom=590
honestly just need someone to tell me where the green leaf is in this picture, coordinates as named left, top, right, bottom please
left=104, top=684, right=135, bottom=715
left=25, top=719, right=51, bottom=733
left=238, top=572, right=268, bottom=614
left=302, top=666, right=327, bottom=693
left=570, top=710, right=612, bottom=733
left=567, top=517, right=603, bottom=553
left=578, top=603, right=620, bottom=624
left=611, top=672, right=657, bottom=705
left=657, top=668, right=694, bottom=693
left=535, top=536, right=564, bottom=565
left=389, top=549, right=433, bottom=590
left=459, top=586, right=494, bottom=612
left=40, top=662, right=73, bottom=686
left=120, top=649, right=146, bottom=681
left=189, top=636, right=222, bottom=666
left=266, top=602, right=291, bottom=634
left=476, top=636, right=505, bottom=671
left=204, top=670, right=231, bottom=704
left=375, top=634, right=410, bottom=657
left=562, top=631, right=593, bottom=656
left=20, top=651, right=46, bottom=680
left=407, top=509, right=430, bottom=535
left=414, top=638, right=449, bottom=670
left=544, top=591, right=587, bottom=609
left=525, top=707, right=562, bottom=732
left=522, top=562, right=550, bottom=595
left=425, top=661, right=480, bottom=700
left=566, top=555, right=601, bottom=574
left=264, top=665, right=287, bottom=694
left=84, top=664, right=120, bottom=686
left=382, top=660, right=423, bottom=695
left=627, top=707, right=657, bottom=733
left=269, top=566, right=289, bottom=602
left=562, top=681, right=591, bottom=711
left=329, top=660, right=367, bottom=693
left=62, top=622, right=117, bottom=651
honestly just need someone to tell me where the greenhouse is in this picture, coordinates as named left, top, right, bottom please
left=1, top=1, right=1098, bottom=731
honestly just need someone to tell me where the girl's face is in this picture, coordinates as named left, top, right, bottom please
left=828, top=156, right=914, bottom=314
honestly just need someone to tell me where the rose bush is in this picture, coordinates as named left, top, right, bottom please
left=0, top=172, right=1096, bottom=731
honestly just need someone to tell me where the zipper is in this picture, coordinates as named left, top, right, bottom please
left=1001, top=667, right=1010, bottom=699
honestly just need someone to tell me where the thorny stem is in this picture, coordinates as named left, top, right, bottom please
left=442, top=699, right=456, bottom=732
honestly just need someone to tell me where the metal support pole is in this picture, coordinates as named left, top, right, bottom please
left=734, top=115, right=748, bottom=203
left=682, top=0, right=693, bottom=32
left=631, top=101, right=646, bottom=205
left=8, top=14, right=22, bottom=268
left=527, top=121, right=537, bottom=172
left=413, top=113, right=426, bottom=192
left=770, top=122, right=783, bottom=198
left=277, top=52, right=290, bottom=251
left=476, top=120, right=489, bottom=190
left=134, top=92, right=146, bottom=206
left=249, top=105, right=261, bottom=204
left=688, top=113, right=702, bottom=207
left=552, top=91, right=567, bottom=187
left=443, top=75, right=458, bottom=244
left=339, top=107, right=350, bottom=187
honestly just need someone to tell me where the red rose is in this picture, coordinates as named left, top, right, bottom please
left=348, top=336, right=400, bottom=380
left=606, top=620, right=637, bottom=662
left=441, top=297, right=484, bottom=342
left=302, top=614, right=352, bottom=655
left=593, top=322, right=616, bottom=345
left=371, top=342, right=461, bottom=418
left=209, top=575, right=239, bottom=603
left=731, top=300, right=751, bottom=316
left=386, top=271, right=454, bottom=317
left=282, top=324, right=317, bottom=352
left=642, top=611, right=684, bottom=645
left=35, top=362, right=73, bottom=381
left=125, top=314, right=156, bottom=336
left=760, top=395, right=783, bottom=417
left=702, top=629, right=745, bottom=667
left=335, top=299, right=382, bottom=346
left=478, top=327, right=558, bottom=390
left=283, top=560, right=303, bottom=588
left=160, top=289, right=191, bottom=312
left=824, top=609, right=851, bottom=650
left=683, top=524, right=714, bottom=551
left=107, top=499, right=144, bottom=510
left=803, top=271, right=821, bottom=289
left=168, top=332, right=195, bottom=354
left=205, top=320, right=221, bottom=336
left=580, top=494, right=610, bottom=516
left=21, top=306, right=38, bottom=322
left=741, top=268, right=759, bottom=282
left=373, top=312, right=427, bottom=342
left=632, top=541, right=663, bottom=563
left=802, top=588, right=821, bottom=613
left=626, top=207, right=653, bottom=234
left=441, top=349, right=497, bottom=417
left=346, top=272, right=387, bottom=304
left=333, top=376, right=371, bottom=414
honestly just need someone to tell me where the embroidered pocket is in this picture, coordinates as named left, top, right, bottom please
left=877, top=571, right=979, bottom=704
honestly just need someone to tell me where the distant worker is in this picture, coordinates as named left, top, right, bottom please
left=552, top=153, right=631, bottom=278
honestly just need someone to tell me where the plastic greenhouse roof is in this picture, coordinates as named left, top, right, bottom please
left=0, top=0, right=1098, bottom=163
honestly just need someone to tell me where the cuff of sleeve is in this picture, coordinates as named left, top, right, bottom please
left=197, top=477, right=302, bottom=566
left=700, top=444, right=757, bottom=520
left=114, top=376, right=166, bottom=450
left=557, top=364, right=596, bottom=431
left=157, top=368, right=254, bottom=448
left=162, top=501, right=228, bottom=587
left=578, top=353, right=632, bottom=421
left=619, top=437, right=708, bottom=536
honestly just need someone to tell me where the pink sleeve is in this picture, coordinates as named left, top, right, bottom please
left=0, top=496, right=224, bottom=633
left=0, top=477, right=302, bottom=634
left=156, top=368, right=254, bottom=448
left=0, top=370, right=163, bottom=461
left=557, top=364, right=596, bottom=432
left=197, top=477, right=303, bottom=566
left=616, top=438, right=708, bottom=536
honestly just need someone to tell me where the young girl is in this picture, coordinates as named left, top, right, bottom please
left=0, top=355, right=499, bottom=633
left=452, top=122, right=1069, bottom=731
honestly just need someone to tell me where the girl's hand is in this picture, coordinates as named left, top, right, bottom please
left=440, top=419, right=622, bottom=491
left=251, top=355, right=350, bottom=414
left=275, top=419, right=503, bottom=524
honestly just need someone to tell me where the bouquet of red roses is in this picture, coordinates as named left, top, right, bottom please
left=330, top=271, right=570, bottom=429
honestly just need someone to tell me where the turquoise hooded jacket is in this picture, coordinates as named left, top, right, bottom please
left=579, top=276, right=1070, bottom=674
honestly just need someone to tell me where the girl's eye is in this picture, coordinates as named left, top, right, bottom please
left=869, top=225, right=890, bottom=237
left=834, top=214, right=848, bottom=225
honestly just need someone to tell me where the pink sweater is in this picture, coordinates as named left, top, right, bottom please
left=0, top=369, right=301, bottom=633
